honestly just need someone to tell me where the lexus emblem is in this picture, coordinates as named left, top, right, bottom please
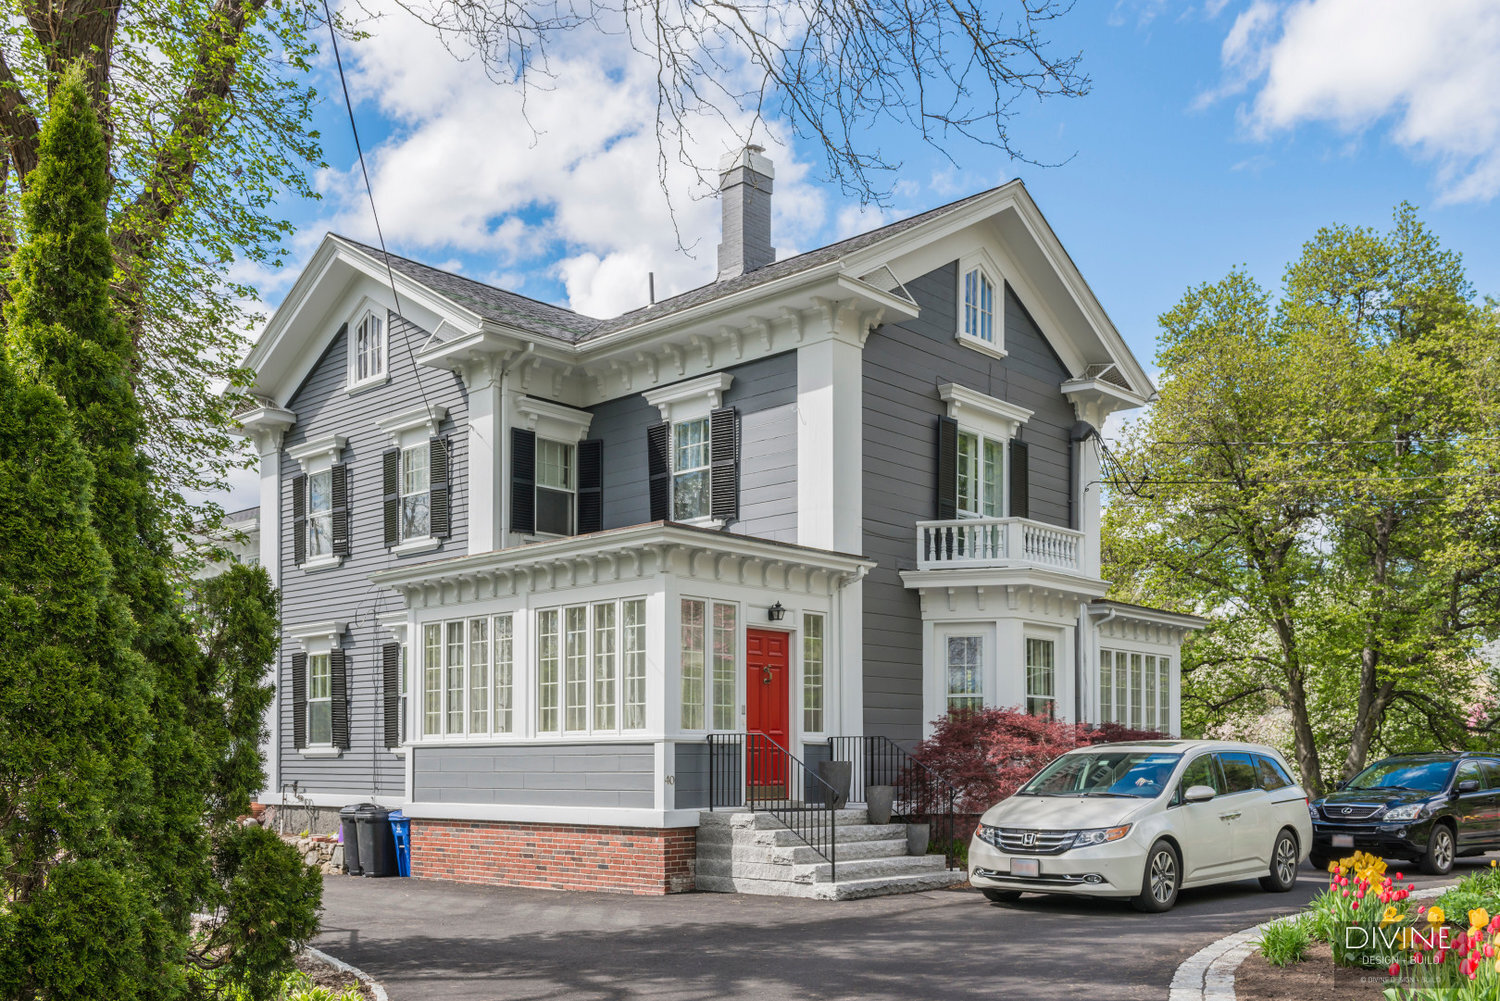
left=1340, top=807, right=1352, bottom=815
left=1022, top=832, right=1037, bottom=847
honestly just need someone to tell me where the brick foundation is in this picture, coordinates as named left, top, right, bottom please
left=410, top=819, right=697, bottom=894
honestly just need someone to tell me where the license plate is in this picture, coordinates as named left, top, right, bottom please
left=1332, top=834, right=1355, bottom=848
left=1011, top=858, right=1040, bottom=879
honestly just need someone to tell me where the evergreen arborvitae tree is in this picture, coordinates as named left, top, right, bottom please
left=2, top=65, right=319, bottom=999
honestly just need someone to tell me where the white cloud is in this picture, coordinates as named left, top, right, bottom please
left=313, top=1, right=831, bottom=316
left=1203, top=0, right=1500, bottom=203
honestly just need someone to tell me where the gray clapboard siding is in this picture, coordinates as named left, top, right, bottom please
left=412, top=744, right=655, bottom=807
left=588, top=352, right=797, bottom=540
left=861, top=262, right=1078, bottom=743
left=278, top=314, right=467, bottom=797
left=673, top=741, right=710, bottom=809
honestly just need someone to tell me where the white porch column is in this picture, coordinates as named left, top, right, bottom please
left=798, top=317, right=866, bottom=740
left=1079, top=434, right=1102, bottom=579
left=461, top=357, right=504, bottom=554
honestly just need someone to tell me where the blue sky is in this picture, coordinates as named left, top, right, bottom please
left=258, top=0, right=1500, bottom=407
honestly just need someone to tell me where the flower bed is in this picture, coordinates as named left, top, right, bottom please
left=1247, top=853, right=1500, bottom=999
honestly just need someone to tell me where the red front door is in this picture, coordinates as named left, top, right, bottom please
left=746, top=629, right=790, bottom=793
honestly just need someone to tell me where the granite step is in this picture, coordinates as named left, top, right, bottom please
left=694, top=867, right=967, bottom=900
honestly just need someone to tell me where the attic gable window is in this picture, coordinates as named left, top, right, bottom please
left=956, top=250, right=1006, bottom=359
left=349, top=308, right=387, bottom=389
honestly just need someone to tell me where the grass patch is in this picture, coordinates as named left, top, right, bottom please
left=1256, top=916, right=1313, bottom=967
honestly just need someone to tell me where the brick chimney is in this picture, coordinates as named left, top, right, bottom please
left=716, top=146, right=775, bottom=280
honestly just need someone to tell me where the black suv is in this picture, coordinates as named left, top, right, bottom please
left=1309, top=752, right=1500, bottom=875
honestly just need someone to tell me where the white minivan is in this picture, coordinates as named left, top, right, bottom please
left=968, top=740, right=1312, bottom=911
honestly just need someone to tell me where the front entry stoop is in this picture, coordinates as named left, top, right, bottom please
left=694, top=809, right=966, bottom=900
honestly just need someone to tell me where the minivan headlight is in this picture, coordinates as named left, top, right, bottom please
left=976, top=824, right=1004, bottom=848
left=1073, top=824, right=1132, bottom=847
left=1383, top=803, right=1426, bottom=822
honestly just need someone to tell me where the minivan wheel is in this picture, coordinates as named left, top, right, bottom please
left=1308, top=850, right=1334, bottom=872
left=1420, top=825, right=1455, bottom=876
left=981, top=888, right=1022, bottom=904
left=1260, top=830, right=1299, bottom=892
left=1131, top=840, right=1181, bottom=913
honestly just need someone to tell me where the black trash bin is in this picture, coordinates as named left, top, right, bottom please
left=355, top=804, right=397, bottom=877
left=340, top=803, right=368, bottom=876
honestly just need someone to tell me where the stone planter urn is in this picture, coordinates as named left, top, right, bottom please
left=816, top=761, right=852, bottom=810
left=906, top=822, right=931, bottom=857
left=865, top=785, right=896, bottom=825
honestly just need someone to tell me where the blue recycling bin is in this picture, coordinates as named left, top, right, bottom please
left=389, top=810, right=411, bottom=877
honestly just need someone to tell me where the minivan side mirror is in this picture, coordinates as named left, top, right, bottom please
left=1456, top=779, right=1481, bottom=794
left=1184, top=785, right=1217, bottom=804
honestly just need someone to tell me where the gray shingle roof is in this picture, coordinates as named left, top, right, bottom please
left=336, top=183, right=1007, bottom=345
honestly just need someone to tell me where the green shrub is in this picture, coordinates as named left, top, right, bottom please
left=1257, top=916, right=1313, bottom=967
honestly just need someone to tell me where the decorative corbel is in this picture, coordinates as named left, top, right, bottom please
left=780, top=306, right=805, bottom=343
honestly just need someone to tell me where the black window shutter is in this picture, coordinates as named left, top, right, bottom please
left=429, top=436, right=451, bottom=539
left=577, top=438, right=604, bottom=534
left=647, top=422, right=670, bottom=521
left=291, top=651, right=307, bottom=749
left=1010, top=440, right=1030, bottom=519
left=936, top=417, right=958, bottom=520
left=709, top=407, right=739, bottom=522
left=330, top=648, right=350, bottom=750
left=510, top=427, right=536, bottom=534
left=382, top=448, right=400, bottom=547
left=383, top=642, right=402, bottom=748
left=291, top=473, right=308, bottom=565
left=331, top=462, right=351, bottom=556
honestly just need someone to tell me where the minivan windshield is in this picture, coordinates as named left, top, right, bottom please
left=1346, top=757, right=1455, bottom=793
left=1017, top=751, right=1183, bottom=799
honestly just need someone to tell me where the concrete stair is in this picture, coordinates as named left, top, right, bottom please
left=694, top=808, right=966, bottom=900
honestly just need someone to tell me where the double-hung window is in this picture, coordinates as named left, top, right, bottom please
left=400, top=444, right=430, bottom=540
left=680, top=598, right=737, bottom=730
left=535, top=439, right=575, bottom=535
left=353, top=310, right=385, bottom=384
left=945, top=635, right=983, bottom=713
left=307, top=653, right=332, bottom=745
left=307, top=470, right=334, bottom=558
left=803, top=613, right=825, bottom=733
left=673, top=419, right=712, bottom=521
left=1025, top=637, right=1056, bottom=718
left=534, top=598, right=648, bottom=736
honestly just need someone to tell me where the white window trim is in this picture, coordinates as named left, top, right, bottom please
left=643, top=374, right=733, bottom=529
left=956, top=248, right=1006, bottom=359
left=377, top=405, right=449, bottom=548
left=514, top=395, right=593, bottom=444
left=289, top=622, right=345, bottom=756
left=346, top=303, right=390, bottom=393
left=1023, top=632, right=1059, bottom=718
left=939, top=384, right=1032, bottom=441
left=287, top=436, right=347, bottom=571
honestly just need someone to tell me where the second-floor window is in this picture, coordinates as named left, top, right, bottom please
left=400, top=443, right=429, bottom=540
left=353, top=310, right=385, bottom=384
left=673, top=418, right=711, bottom=520
left=307, top=469, right=334, bottom=557
left=956, top=429, right=1004, bottom=518
left=535, top=439, right=575, bottom=535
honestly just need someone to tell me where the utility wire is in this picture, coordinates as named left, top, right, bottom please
left=320, top=0, right=433, bottom=420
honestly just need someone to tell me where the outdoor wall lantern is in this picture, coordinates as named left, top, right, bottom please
left=767, top=601, right=786, bottom=622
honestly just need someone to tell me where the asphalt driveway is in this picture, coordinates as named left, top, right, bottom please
left=314, top=859, right=1489, bottom=1001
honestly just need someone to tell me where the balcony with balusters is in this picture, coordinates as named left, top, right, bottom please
left=914, top=516, right=1086, bottom=573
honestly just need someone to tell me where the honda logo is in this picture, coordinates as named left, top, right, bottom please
left=1021, top=831, right=1037, bottom=847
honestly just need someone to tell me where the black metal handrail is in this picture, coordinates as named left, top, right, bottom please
left=827, top=735, right=963, bottom=870
left=708, top=732, right=839, bottom=881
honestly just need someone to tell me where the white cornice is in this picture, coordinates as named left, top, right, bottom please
left=375, top=404, right=449, bottom=439
left=514, top=395, right=593, bottom=442
left=286, top=434, right=347, bottom=466
left=287, top=620, right=348, bottom=648
left=939, top=383, right=1034, bottom=439
left=642, top=372, right=733, bottom=421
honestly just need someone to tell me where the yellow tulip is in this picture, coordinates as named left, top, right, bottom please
left=1382, top=906, right=1400, bottom=926
left=1428, top=907, right=1446, bottom=925
left=1472, top=909, right=1490, bottom=931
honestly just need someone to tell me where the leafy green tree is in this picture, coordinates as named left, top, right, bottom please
left=0, top=0, right=1087, bottom=550
left=2, top=66, right=318, bottom=1000
left=1105, top=204, right=1500, bottom=795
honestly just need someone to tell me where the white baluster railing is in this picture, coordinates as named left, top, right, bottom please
left=915, top=517, right=1083, bottom=572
